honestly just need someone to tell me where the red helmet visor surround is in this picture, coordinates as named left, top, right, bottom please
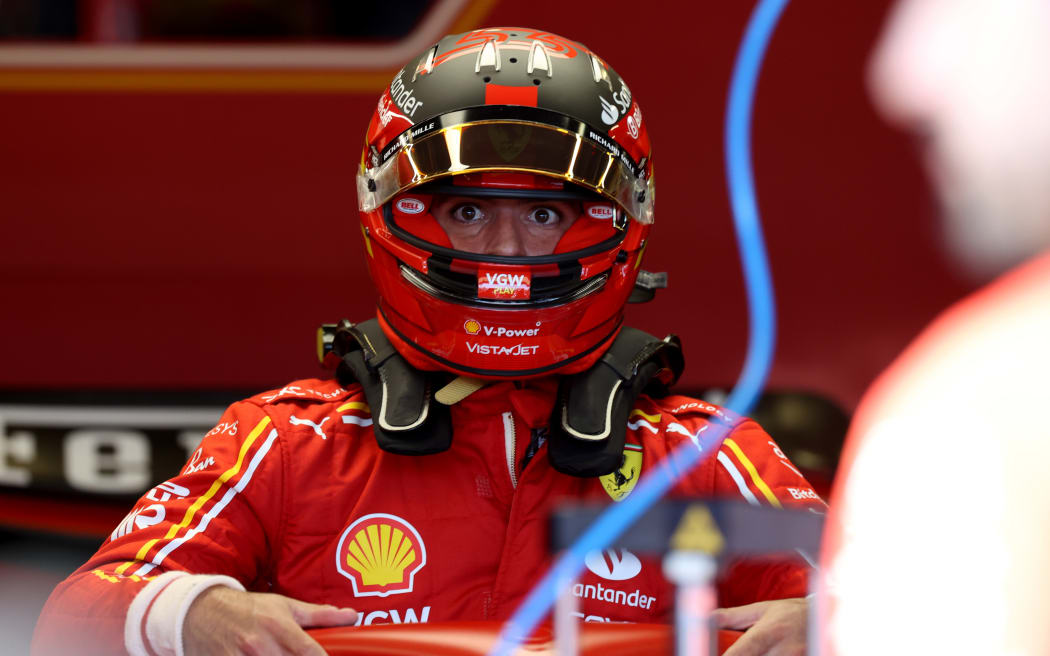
left=357, top=28, right=655, bottom=379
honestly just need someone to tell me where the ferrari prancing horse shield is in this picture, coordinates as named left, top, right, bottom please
left=600, top=443, right=643, bottom=502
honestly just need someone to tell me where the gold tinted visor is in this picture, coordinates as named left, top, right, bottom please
left=358, top=120, right=654, bottom=224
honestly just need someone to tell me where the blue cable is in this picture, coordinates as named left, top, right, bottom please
left=488, top=2, right=787, bottom=653
left=724, top=0, right=786, bottom=413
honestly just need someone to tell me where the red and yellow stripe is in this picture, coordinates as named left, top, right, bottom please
left=132, top=415, right=272, bottom=564
left=723, top=438, right=782, bottom=508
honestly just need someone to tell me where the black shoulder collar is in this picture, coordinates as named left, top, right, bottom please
left=326, top=319, right=452, bottom=455
left=321, top=319, right=684, bottom=476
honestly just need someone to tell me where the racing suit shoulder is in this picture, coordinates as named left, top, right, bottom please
left=32, top=398, right=290, bottom=655
left=647, top=393, right=744, bottom=426
left=242, top=379, right=372, bottom=447
left=245, top=377, right=357, bottom=408
left=629, top=393, right=823, bottom=510
left=627, top=393, right=824, bottom=606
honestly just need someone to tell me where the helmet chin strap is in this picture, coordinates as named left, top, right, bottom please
left=434, top=375, right=488, bottom=405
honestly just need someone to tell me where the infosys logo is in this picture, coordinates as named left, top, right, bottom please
left=335, top=513, right=426, bottom=597
left=584, top=548, right=642, bottom=581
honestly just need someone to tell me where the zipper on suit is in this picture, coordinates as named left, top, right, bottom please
left=502, top=411, right=517, bottom=488
left=520, top=427, right=546, bottom=474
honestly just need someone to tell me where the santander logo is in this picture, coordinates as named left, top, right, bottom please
left=584, top=548, right=642, bottom=581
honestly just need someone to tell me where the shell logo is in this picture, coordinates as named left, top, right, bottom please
left=463, top=319, right=481, bottom=335
left=335, top=513, right=427, bottom=597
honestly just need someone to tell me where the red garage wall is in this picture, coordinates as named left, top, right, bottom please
left=0, top=0, right=976, bottom=414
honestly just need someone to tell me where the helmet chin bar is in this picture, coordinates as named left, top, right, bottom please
left=399, top=264, right=609, bottom=309
left=378, top=306, right=625, bottom=379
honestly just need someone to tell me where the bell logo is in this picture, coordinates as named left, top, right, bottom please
left=395, top=197, right=426, bottom=214
left=336, top=513, right=427, bottom=597
left=463, top=319, right=481, bottom=335
left=587, top=204, right=615, bottom=220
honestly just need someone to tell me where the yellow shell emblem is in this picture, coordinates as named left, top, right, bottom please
left=335, top=513, right=427, bottom=597
left=346, top=524, right=416, bottom=586
left=600, top=443, right=643, bottom=502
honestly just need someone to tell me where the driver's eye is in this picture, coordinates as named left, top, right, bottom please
left=529, top=207, right=558, bottom=225
left=452, top=204, right=482, bottom=222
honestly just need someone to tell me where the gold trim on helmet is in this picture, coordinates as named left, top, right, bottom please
left=358, top=120, right=654, bottom=224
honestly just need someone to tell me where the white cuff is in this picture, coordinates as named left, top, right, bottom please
left=124, top=571, right=245, bottom=656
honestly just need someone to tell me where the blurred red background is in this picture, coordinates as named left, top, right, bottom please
left=0, top=0, right=975, bottom=412
left=0, top=1, right=975, bottom=650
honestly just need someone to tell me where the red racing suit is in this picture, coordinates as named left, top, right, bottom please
left=33, top=377, right=824, bottom=655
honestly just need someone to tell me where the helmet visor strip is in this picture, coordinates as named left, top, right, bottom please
left=358, top=116, right=653, bottom=224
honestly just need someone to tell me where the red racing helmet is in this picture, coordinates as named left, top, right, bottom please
left=357, top=27, right=656, bottom=379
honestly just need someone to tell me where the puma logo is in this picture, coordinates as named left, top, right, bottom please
left=289, top=415, right=330, bottom=439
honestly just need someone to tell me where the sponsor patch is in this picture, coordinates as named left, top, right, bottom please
left=466, top=342, right=539, bottom=357
left=586, top=204, right=616, bottom=220
left=354, top=606, right=432, bottom=626
left=146, top=481, right=190, bottom=502
left=288, top=415, right=330, bottom=439
left=788, top=487, right=821, bottom=501
left=395, top=197, right=426, bottom=214
left=205, top=420, right=238, bottom=438
left=585, top=548, right=642, bottom=581
left=464, top=320, right=542, bottom=338
left=477, top=268, right=531, bottom=300
left=598, top=96, right=619, bottom=125
left=625, top=103, right=642, bottom=139
left=182, top=448, right=215, bottom=475
left=572, top=581, right=655, bottom=610
left=259, top=384, right=347, bottom=404
left=111, top=503, right=166, bottom=541
left=389, top=72, right=424, bottom=118
left=336, top=513, right=426, bottom=598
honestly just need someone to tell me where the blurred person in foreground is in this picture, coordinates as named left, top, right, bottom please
left=822, top=1, right=1050, bottom=654
left=32, top=28, right=824, bottom=656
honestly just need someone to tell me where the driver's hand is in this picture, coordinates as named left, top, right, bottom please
left=713, top=597, right=808, bottom=656
left=183, top=586, right=358, bottom=655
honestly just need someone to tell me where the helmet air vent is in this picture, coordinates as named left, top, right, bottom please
left=527, top=41, right=553, bottom=78
left=589, top=53, right=606, bottom=85
left=475, top=39, right=501, bottom=73
left=413, top=44, right=438, bottom=82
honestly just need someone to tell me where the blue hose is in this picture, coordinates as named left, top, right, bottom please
left=488, top=2, right=788, bottom=652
